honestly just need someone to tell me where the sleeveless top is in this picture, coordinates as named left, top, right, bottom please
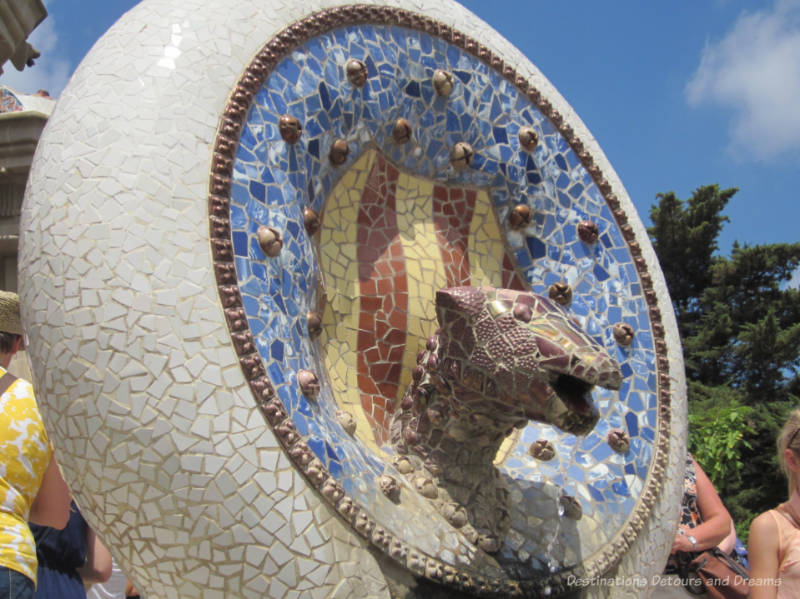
left=678, top=455, right=700, bottom=530
left=767, top=509, right=800, bottom=598
left=663, top=455, right=700, bottom=575
left=30, top=503, right=88, bottom=599
left=0, top=368, right=53, bottom=585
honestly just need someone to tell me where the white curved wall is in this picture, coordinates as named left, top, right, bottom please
left=18, top=0, right=685, bottom=596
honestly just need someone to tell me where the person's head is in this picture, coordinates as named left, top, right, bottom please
left=778, top=409, right=800, bottom=496
left=0, top=291, right=23, bottom=363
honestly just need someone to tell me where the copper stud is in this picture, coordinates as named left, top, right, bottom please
left=548, top=282, right=573, bottom=306
left=450, top=142, right=473, bottom=170
left=306, top=311, right=322, bottom=339
left=559, top=495, right=582, bottom=520
left=413, top=475, right=438, bottom=499
left=346, top=58, right=368, bottom=87
left=297, top=369, right=320, bottom=398
left=518, top=126, right=538, bottom=151
left=303, top=207, right=321, bottom=236
left=392, top=456, right=414, bottom=474
left=336, top=410, right=357, bottom=436
left=577, top=220, right=599, bottom=244
left=508, top=204, right=531, bottom=230
left=477, top=535, right=502, bottom=554
left=432, top=69, right=454, bottom=97
left=256, top=225, right=283, bottom=257
left=392, top=118, right=412, bottom=144
left=379, top=474, right=401, bottom=501
left=607, top=428, right=630, bottom=453
left=613, top=322, right=635, bottom=346
left=278, top=114, right=302, bottom=144
left=443, top=503, right=468, bottom=528
left=528, top=439, right=555, bottom=461
left=329, top=138, right=349, bottom=165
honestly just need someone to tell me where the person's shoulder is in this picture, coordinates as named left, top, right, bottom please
left=751, top=510, right=781, bottom=535
left=0, top=367, right=33, bottom=393
left=1, top=375, right=47, bottom=435
left=5, top=375, right=37, bottom=405
left=8, top=375, right=34, bottom=395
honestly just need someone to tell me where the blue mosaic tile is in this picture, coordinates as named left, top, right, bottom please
left=228, top=23, right=661, bottom=572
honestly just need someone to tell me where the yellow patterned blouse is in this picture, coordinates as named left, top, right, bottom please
left=0, top=367, right=52, bottom=585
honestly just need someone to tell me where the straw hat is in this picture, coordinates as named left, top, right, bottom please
left=0, top=291, right=22, bottom=335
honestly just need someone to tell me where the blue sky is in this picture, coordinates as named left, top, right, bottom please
left=3, top=0, right=799, bottom=272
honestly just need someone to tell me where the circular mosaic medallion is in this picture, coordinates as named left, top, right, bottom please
left=210, top=6, right=673, bottom=595
left=19, top=0, right=686, bottom=596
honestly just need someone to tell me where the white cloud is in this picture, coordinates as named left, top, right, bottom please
left=686, top=0, right=800, bottom=161
left=790, top=266, right=800, bottom=289
left=0, top=5, right=72, bottom=98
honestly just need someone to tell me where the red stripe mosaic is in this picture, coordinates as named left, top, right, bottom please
left=356, top=155, right=405, bottom=444
left=432, top=185, right=475, bottom=287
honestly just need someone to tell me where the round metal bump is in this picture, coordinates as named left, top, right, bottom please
left=559, top=495, right=582, bottom=520
left=336, top=410, right=357, bottom=436
left=413, top=475, right=438, bottom=499
left=528, top=439, right=555, bottom=461
left=518, top=126, right=538, bottom=151
left=449, top=141, right=473, bottom=170
left=303, top=207, right=321, bottom=236
left=613, top=322, right=635, bottom=346
left=392, top=118, right=412, bottom=144
left=345, top=58, right=368, bottom=87
left=548, top=282, right=573, bottom=306
left=432, top=69, right=454, bottom=96
left=508, top=204, right=531, bottom=230
left=278, top=114, right=302, bottom=143
left=306, top=311, right=323, bottom=338
left=578, top=220, right=599, bottom=244
left=379, top=474, right=401, bottom=501
left=607, top=428, right=630, bottom=453
left=477, top=535, right=501, bottom=554
left=392, top=456, right=414, bottom=474
left=256, top=225, right=283, bottom=257
left=297, top=369, right=320, bottom=398
left=443, top=503, right=468, bottom=528
left=329, top=138, right=349, bottom=165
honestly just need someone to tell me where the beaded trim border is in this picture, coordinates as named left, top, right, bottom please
left=208, top=5, right=671, bottom=597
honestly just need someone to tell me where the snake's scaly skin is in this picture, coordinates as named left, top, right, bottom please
left=390, top=286, right=622, bottom=552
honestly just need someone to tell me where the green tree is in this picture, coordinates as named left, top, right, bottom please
left=648, top=185, right=800, bottom=538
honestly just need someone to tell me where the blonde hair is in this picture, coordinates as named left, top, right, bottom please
left=777, top=409, right=800, bottom=496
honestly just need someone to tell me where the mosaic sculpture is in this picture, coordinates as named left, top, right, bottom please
left=18, top=0, right=688, bottom=597
left=390, top=286, right=623, bottom=553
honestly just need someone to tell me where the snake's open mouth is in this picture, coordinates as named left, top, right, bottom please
left=539, top=372, right=602, bottom=435
left=552, top=374, right=596, bottom=416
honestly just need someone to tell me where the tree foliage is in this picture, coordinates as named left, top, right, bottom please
left=648, top=184, right=800, bottom=539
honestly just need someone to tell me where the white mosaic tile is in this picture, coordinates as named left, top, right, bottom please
left=18, top=0, right=684, bottom=596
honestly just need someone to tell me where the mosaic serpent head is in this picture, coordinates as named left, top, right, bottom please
left=390, top=285, right=622, bottom=551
